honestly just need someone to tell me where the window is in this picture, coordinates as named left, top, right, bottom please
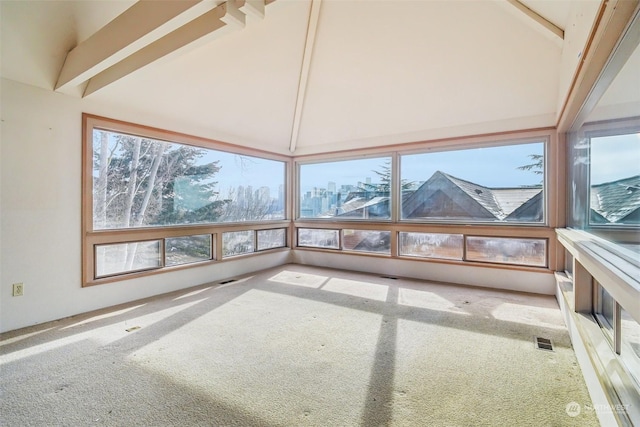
left=222, top=231, right=255, bottom=258
left=294, top=138, right=552, bottom=268
left=401, top=142, right=545, bottom=223
left=298, top=228, right=340, bottom=249
left=568, top=121, right=640, bottom=253
left=92, top=129, right=285, bottom=229
left=83, top=115, right=289, bottom=285
left=465, top=236, right=547, bottom=267
left=257, top=229, right=287, bottom=251
left=95, top=241, right=162, bottom=278
left=399, top=232, right=463, bottom=260
left=165, top=234, right=212, bottom=267
left=342, top=230, right=391, bottom=254
left=299, top=157, right=391, bottom=220
left=594, top=282, right=615, bottom=334
left=589, top=131, right=640, bottom=228
left=620, top=307, right=640, bottom=387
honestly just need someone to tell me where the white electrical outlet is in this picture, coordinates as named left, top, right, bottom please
left=12, top=283, right=24, bottom=297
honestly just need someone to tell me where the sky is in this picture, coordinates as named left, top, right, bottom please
left=97, top=130, right=286, bottom=198
left=299, top=142, right=545, bottom=193
left=99, top=129, right=639, bottom=197
left=201, top=151, right=285, bottom=197
left=590, top=133, right=640, bottom=184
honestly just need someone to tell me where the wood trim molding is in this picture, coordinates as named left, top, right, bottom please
left=83, top=113, right=290, bottom=161
left=505, top=0, right=564, bottom=39
left=292, top=127, right=556, bottom=161
left=557, top=0, right=640, bottom=133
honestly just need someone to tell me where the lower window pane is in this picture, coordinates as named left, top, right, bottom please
left=96, top=241, right=161, bottom=278
left=165, top=234, right=212, bottom=267
left=343, top=230, right=390, bottom=254
left=465, top=236, right=546, bottom=267
left=595, top=283, right=615, bottom=333
left=621, top=307, right=640, bottom=387
left=223, top=231, right=255, bottom=258
left=399, top=232, right=463, bottom=260
left=257, top=229, right=286, bottom=251
left=298, top=228, right=339, bottom=249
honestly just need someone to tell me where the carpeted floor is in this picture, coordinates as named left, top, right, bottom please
left=0, top=264, right=599, bottom=426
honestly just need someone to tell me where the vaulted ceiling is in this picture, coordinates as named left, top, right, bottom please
left=1, top=0, right=601, bottom=155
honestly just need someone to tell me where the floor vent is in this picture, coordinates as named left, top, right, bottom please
left=534, top=337, right=554, bottom=351
left=219, top=279, right=237, bottom=285
left=381, top=276, right=398, bottom=280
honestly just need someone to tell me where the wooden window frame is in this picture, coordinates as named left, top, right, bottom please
left=293, top=128, right=562, bottom=272
left=83, top=115, right=561, bottom=286
left=82, top=114, right=291, bottom=286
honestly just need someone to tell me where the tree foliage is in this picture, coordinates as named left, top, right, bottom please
left=93, top=131, right=226, bottom=229
left=358, top=160, right=415, bottom=193
left=517, top=154, right=544, bottom=175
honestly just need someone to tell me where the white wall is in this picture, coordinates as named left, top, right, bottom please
left=293, top=250, right=556, bottom=295
left=0, top=78, right=290, bottom=333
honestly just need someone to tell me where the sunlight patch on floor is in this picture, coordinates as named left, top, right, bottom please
left=322, top=278, right=389, bottom=301
left=173, top=287, right=213, bottom=300
left=60, top=304, right=147, bottom=329
left=491, top=302, right=565, bottom=330
left=398, top=288, right=470, bottom=315
left=0, top=327, right=56, bottom=347
left=0, top=299, right=207, bottom=365
left=268, top=270, right=328, bottom=288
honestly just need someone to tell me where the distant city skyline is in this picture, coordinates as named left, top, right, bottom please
left=200, top=151, right=285, bottom=197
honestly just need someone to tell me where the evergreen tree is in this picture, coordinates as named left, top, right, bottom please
left=358, top=160, right=414, bottom=194
left=93, top=131, right=226, bottom=229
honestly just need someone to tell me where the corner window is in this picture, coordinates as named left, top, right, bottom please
left=83, top=115, right=288, bottom=285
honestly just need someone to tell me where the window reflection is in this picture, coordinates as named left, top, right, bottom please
left=589, top=133, right=640, bottom=227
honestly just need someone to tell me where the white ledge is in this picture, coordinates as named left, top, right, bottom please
left=556, top=228, right=640, bottom=324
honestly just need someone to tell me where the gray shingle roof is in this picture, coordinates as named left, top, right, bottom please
left=440, top=172, right=542, bottom=220
left=590, top=175, right=640, bottom=223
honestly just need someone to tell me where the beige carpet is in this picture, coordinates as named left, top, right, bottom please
left=1, top=264, right=598, bottom=426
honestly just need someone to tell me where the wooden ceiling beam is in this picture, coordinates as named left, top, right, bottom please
left=506, top=0, right=564, bottom=40
left=67, top=0, right=274, bottom=96
left=56, top=0, right=223, bottom=91
left=289, top=0, right=322, bottom=153
left=84, top=4, right=234, bottom=97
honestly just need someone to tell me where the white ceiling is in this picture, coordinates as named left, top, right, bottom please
left=2, top=0, right=584, bottom=155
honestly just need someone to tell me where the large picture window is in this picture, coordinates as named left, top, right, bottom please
left=83, top=115, right=289, bottom=285
left=400, top=142, right=545, bottom=223
left=92, top=129, right=285, bottom=229
left=299, top=157, right=392, bottom=220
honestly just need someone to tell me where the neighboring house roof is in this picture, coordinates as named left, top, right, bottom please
left=338, top=196, right=390, bottom=218
left=343, top=230, right=390, bottom=253
left=316, top=172, right=639, bottom=224
left=402, top=171, right=543, bottom=221
left=590, top=175, right=640, bottom=223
